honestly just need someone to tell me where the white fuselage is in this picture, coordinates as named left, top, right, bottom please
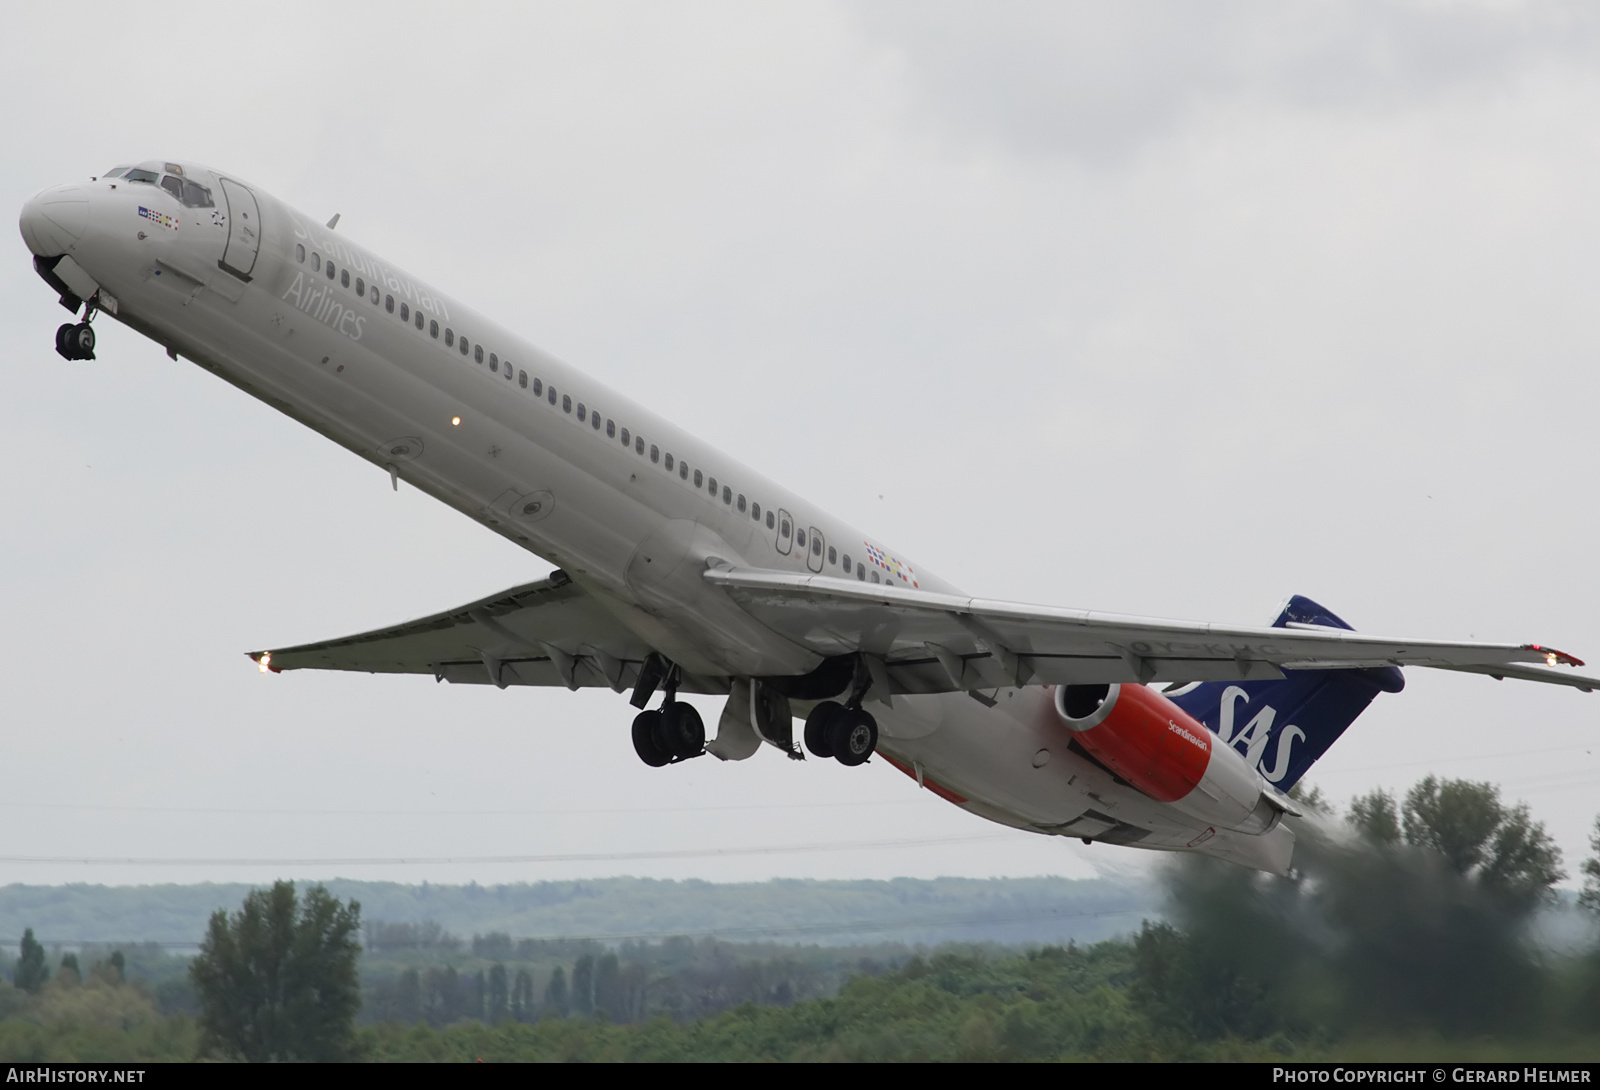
left=20, top=161, right=1293, bottom=873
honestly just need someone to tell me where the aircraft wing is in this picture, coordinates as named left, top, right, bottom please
left=249, top=570, right=659, bottom=692
left=703, top=567, right=1599, bottom=695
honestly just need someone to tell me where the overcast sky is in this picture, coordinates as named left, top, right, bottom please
left=3, top=2, right=1598, bottom=901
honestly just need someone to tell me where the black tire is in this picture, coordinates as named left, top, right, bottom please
left=660, top=701, right=705, bottom=759
left=73, top=323, right=95, bottom=358
left=631, top=710, right=671, bottom=767
left=55, top=324, right=76, bottom=359
left=804, top=700, right=842, bottom=758
left=830, top=707, right=878, bottom=766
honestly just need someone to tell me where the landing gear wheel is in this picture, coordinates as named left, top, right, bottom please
left=658, top=700, right=705, bottom=760
left=72, top=323, right=96, bottom=359
left=804, top=700, right=842, bottom=758
left=829, top=707, right=878, bottom=766
left=55, top=322, right=95, bottom=361
left=631, top=710, right=670, bottom=767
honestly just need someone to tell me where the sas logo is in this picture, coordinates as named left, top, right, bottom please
left=1217, top=686, right=1304, bottom=784
left=138, top=205, right=178, bottom=232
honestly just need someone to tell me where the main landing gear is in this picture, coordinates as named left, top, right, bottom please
left=802, top=700, right=878, bottom=766
left=629, top=660, right=706, bottom=767
left=55, top=319, right=95, bottom=360
left=631, top=700, right=706, bottom=767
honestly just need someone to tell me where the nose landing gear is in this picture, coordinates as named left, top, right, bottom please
left=55, top=320, right=95, bottom=360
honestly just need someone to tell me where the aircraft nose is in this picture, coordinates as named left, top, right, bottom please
left=19, top=184, right=88, bottom=257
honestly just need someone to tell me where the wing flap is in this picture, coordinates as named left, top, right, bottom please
left=705, top=567, right=1590, bottom=691
left=249, top=570, right=659, bottom=690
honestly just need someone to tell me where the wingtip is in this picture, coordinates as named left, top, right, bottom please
left=247, top=650, right=281, bottom=674
left=1523, top=644, right=1585, bottom=668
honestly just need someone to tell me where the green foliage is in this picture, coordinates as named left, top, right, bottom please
left=1399, top=777, right=1564, bottom=904
left=14, top=930, right=48, bottom=995
left=189, top=881, right=362, bottom=1062
left=1579, top=816, right=1600, bottom=915
left=1349, top=788, right=1401, bottom=845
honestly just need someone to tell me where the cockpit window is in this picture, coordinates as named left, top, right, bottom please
left=180, top=180, right=213, bottom=208
left=158, top=174, right=214, bottom=208
left=124, top=168, right=158, bottom=186
left=104, top=167, right=130, bottom=179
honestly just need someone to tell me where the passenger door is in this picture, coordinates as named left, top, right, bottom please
left=217, top=178, right=262, bottom=281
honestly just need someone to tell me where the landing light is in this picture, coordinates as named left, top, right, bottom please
left=258, top=652, right=272, bottom=673
left=1548, top=652, right=1559, bottom=667
left=451, top=416, right=461, bottom=426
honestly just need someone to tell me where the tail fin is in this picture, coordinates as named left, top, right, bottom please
left=1165, top=595, right=1404, bottom=790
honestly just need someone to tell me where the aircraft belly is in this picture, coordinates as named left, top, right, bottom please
left=880, top=689, right=1224, bottom=845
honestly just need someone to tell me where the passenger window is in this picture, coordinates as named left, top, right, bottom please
left=341, top=270, right=350, bottom=289
left=723, top=486, right=732, bottom=504
left=858, top=565, right=867, bottom=581
left=606, top=420, right=615, bottom=438
left=651, top=445, right=660, bottom=463
left=664, top=453, right=674, bottom=471
left=871, top=570, right=880, bottom=583
left=592, top=413, right=602, bottom=430
left=430, top=320, right=439, bottom=338
left=400, top=301, right=409, bottom=320
left=312, top=252, right=321, bottom=271
left=680, top=463, right=689, bottom=480
left=751, top=502, right=760, bottom=520
left=296, top=244, right=305, bottom=263
left=812, top=537, right=822, bottom=556
left=488, top=352, right=497, bottom=370
left=385, top=295, right=394, bottom=313
left=371, top=286, right=380, bottom=305
left=843, top=555, right=852, bottom=573
left=636, top=437, right=645, bottom=455
left=355, top=277, right=365, bottom=296
left=620, top=428, right=630, bottom=446
left=160, top=175, right=183, bottom=201
left=327, top=263, right=336, bottom=280
left=444, top=328, right=454, bottom=347
left=708, top=477, right=718, bottom=495
left=562, top=395, right=572, bottom=413
left=519, top=371, right=528, bottom=388
left=576, top=403, right=586, bottom=423
left=415, top=311, right=424, bottom=330
left=693, top=469, right=703, bottom=488
left=828, top=546, right=837, bottom=565
left=533, top=378, right=543, bottom=396
left=767, top=511, right=775, bottom=530
left=794, top=527, right=803, bottom=547
left=504, top=364, right=513, bottom=381
left=460, top=338, right=469, bottom=356
left=736, top=494, right=745, bottom=512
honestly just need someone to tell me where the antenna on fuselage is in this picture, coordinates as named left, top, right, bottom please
left=325, top=213, right=340, bottom=230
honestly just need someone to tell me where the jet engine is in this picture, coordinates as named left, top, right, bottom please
left=1054, top=683, right=1284, bottom=835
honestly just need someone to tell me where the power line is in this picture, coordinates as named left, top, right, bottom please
left=0, top=833, right=1018, bottom=868
left=0, top=798, right=923, bottom=818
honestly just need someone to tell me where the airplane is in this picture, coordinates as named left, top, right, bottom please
left=20, top=159, right=1598, bottom=875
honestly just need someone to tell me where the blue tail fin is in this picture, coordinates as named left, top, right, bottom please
left=1165, top=595, right=1404, bottom=790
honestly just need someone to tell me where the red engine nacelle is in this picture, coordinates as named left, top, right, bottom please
left=1053, top=683, right=1282, bottom=835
